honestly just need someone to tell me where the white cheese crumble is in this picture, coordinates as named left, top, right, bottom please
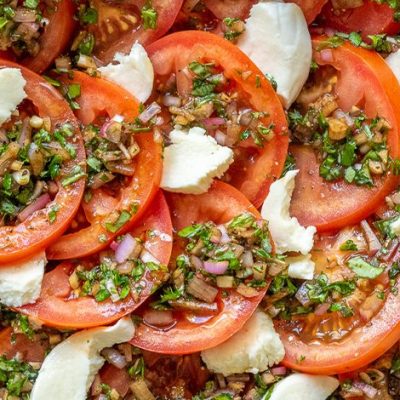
left=98, top=43, right=154, bottom=103
left=237, top=2, right=312, bottom=108
left=31, top=317, right=135, bottom=400
left=390, top=216, right=400, bottom=237
left=0, top=252, right=46, bottom=307
left=161, top=126, right=234, bottom=194
left=261, top=170, right=316, bottom=254
left=287, top=254, right=315, bottom=280
left=0, top=68, right=27, bottom=125
left=201, top=309, right=285, bottom=376
left=269, top=373, right=339, bottom=400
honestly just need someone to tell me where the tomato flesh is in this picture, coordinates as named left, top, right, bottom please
left=321, top=0, right=400, bottom=37
left=289, top=38, right=400, bottom=232
left=147, top=31, right=288, bottom=208
left=47, top=71, right=162, bottom=260
left=0, top=61, right=85, bottom=264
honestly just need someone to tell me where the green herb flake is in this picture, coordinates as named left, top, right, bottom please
left=347, top=256, right=384, bottom=279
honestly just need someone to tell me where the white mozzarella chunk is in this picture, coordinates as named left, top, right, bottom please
left=161, top=127, right=234, bottom=194
left=261, top=170, right=316, bottom=254
left=201, top=309, right=284, bottom=376
left=287, top=254, right=315, bottom=280
left=237, top=2, right=312, bottom=108
left=386, top=51, right=400, bottom=83
left=0, top=68, right=27, bottom=124
left=98, top=43, right=154, bottom=103
left=0, top=252, right=46, bottom=307
left=31, top=317, right=135, bottom=400
left=269, top=373, right=339, bottom=400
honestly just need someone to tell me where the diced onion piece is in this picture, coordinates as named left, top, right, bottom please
left=130, top=380, right=156, bottom=400
left=143, top=309, right=175, bottom=328
left=352, top=381, right=378, bottom=398
left=271, top=366, right=287, bottom=376
left=138, top=102, right=161, bottom=123
left=18, top=193, right=51, bottom=222
left=115, top=234, right=137, bottom=263
left=203, top=261, right=229, bottom=275
left=187, top=276, right=218, bottom=303
left=101, top=348, right=127, bottom=369
left=236, top=283, right=259, bottom=298
left=360, top=219, right=381, bottom=254
left=216, top=275, right=234, bottom=288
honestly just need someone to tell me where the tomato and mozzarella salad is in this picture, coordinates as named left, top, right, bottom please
left=3, top=0, right=400, bottom=399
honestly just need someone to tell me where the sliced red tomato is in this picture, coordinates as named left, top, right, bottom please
left=0, top=327, right=46, bottom=362
left=275, top=241, right=400, bottom=375
left=19, top=192, right=172, bottom=329
left=321, top=0, right=400, bottom=36
left=131, top=181, right=268, bottom=354
left=0, top=61, right=85, bottom=263
left=147, top=31, right=288, bottom=208
left=203, top=0, right=256, bottom=19
left=47, top=71, right=162, bottom=260
left=287, top=0, right=328, bottom=23
left=88, top=0, right=183, bottom=63
left=22, top=0, right=75, bottom=73
left=290, top=38, right=400, bottom=232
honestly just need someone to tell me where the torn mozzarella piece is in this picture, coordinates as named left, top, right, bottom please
left=287, top=254, right=315, bottom=280
left=0, top=252, right=46, bottom=307
left=201, top=309, right=284, bottom=376
left=161, top=127, right=234, bottom=194
left=237, top=2, right=312, bottom=108
left=0, top=68, right=27, bottom=124
left=31, top=318, right=135, bottom=400
left=269, top=373, right=339, bottom=400
left=386, top=51, right=400, bottom=83
left=98, top=43, right=154, bottom=103
left=261, top=170, right=316, bottom=254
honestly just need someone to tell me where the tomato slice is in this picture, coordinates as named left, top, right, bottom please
left=203, top=0, right=256, bottom=19
left=0, top=61, right=85, bottom=263
left=22, top=0, right=76, bottom=73
left=0, top=327, right=46, bottom=362
left=47, top=71, right=162, bottom=260
left=88, top=0, right=183, bottom=63
left=147, top=31, right=288, bottom=208
left=275, top=242, right=400, bottom=375
left=321, top=0, right=400, bottom=37
left=19, top=192, right=172, bottom=329
left=290, top=38, right=400, bottom=232
left=130, top=181, right=267, bottom=354
left=287, top=0, right=328, bottom=23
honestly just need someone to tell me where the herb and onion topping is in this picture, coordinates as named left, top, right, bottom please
left=157, top=61, right=273, bottom=148
left=144, top=213, right=278, bottom=327
left=290, top=67, right=393, bottom=186
left=68, top=232, right=168, bottom=303
left=0, top=116, right=76, bottom=224
left=0, top=0, right=51, bottom=59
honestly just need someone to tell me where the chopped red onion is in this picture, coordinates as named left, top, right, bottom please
left=203, top=117, right=225, bottom=128
left=115, top=234, right=137, bottom=263
left=18, top=193, right=51, bottom=222
left=295, top=283, right=312, bottom=307
left=101, top=348, right=127, bottom=369
left=360, top=220, right=381, bottom=254
left=320, top=49, right=334, bottom=63
left=162, top=94, right=181, bottom=107
left=271, top=366, right=287, bottom=376
left=110, top=241, right=118, bottom=251
left=314, top=303, right=330, bottom=316
left=203, top=261, right=229, bottom=275
left=242, top=251, right=254, bottom=268
left=353, top=380, right=378, bottom=398
left=99, top=120, right=120, bottom=141
left=214, top=130, right=226, bottom=146
left=138, top=102, right=161, bottom=124
left=143, top=309, right=176, bottom=328
left=190, top=255, right=204, bottom=270
left=217, top=225, right=230, bottom=244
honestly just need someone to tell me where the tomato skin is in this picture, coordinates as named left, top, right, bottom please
left=100, top=365, right=130, bottom=397
left=146, top=31, right=288, bottom=208
left=287, top=0, right=328, bottom=23
left=290, top=38, right=400, bottom=232
left=47, top=71, right=162, bottom=260
left=321, top=1, right=400, bottom=37
left=21, top=0, right=76, bottom=73
left=19, top=192, right=172, bottom=329
left=91, top=0, right=183, bottom=64
left=0, top=61, right=85, bottom=264
left=203, top=0, right=256, bottom=19
left=131, top=181, right=268, bottom=354
left=0, top=328, right=46, bottom=362
left=276, top=264, right=400, bottom=375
